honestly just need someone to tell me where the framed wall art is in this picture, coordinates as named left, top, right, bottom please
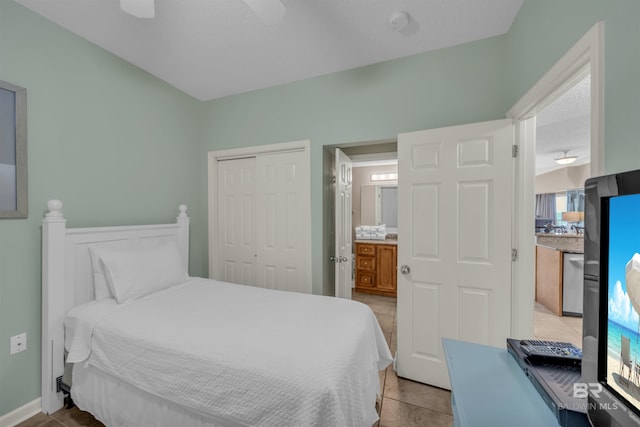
left=0, top=79, right=27, bottom=218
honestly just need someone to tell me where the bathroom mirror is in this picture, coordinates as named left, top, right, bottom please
left=378, top=186, right=397, bottom=228
left=360, top=185, right=397, bottom=228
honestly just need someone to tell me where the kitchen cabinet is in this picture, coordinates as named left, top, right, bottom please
left=535, top=244, right=584, bottom=317
left=535, top=245, right=563, bottom=316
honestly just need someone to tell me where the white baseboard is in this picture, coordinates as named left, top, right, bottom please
left=0, top=398, right=41, bottom=427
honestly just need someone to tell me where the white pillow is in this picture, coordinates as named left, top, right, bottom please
left=96, top=241, right=188, bottom=304
left=89, top=246, right=113, bottom=300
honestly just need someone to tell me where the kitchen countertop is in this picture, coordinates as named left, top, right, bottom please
left=355, top=239, right=398, bottom=245
left=536, top=233, right=583, bottom=253
left=535, top=233, right=584, bottom=238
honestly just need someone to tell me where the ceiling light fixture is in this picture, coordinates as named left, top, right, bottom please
left=554, top=151, right=578, bottom=165
left=371, top=173, right=398, bottom=182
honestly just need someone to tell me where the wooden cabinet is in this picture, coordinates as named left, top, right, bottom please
left=535, top=245, right=563, bottom=316
left=355, top=242, right=397, bottom=296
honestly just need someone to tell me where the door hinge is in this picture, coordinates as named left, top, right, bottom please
left=511, top=248, right=518, bottom=261
left=512, top=145, right=519, bottom=158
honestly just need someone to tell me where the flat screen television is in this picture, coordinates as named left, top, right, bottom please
left=583, top=169, right=640, bottom=426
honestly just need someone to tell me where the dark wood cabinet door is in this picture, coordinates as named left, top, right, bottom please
left=376, top=244, right=397, bottom=293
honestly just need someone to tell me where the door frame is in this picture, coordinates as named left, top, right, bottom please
left=508, top=22, right=604, bottom=337
left=207, top=140, right=312, bottom=281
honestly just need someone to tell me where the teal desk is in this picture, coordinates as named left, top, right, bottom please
left=443, top=338, right=563, bottom=427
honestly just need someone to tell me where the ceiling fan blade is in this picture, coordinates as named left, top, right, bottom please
left=242, top=0, right=286, bottom=25
left=120, top=0, right=155, bottom=18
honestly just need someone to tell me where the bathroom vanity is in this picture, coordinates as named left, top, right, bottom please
left=354, top=240, right=397, bottom=297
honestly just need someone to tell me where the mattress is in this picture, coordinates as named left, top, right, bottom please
left=65, top=277, right=392, bottom=427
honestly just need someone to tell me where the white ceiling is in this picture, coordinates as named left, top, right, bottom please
left=14, top=0, right=524, bottom=101
left=535, top=75, right=591, bottom=176
left=19, top=0, right=584, bottom=177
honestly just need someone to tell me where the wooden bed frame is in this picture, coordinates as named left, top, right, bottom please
left=41, top=200, right=190, bottom=415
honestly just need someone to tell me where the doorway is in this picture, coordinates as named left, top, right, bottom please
left=508, top=22, right=604, bottom=341
left=534, top=75, right=591, bottom=347
left=327, top=142, right=399, bottom=300
left=323, top=141, right=397, bottom=297
left=531, top=74, right=590, bottom=347
left=351, top=154, right=398, bottom=299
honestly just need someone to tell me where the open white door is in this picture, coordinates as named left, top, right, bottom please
left=334, top=148, right=353, bottom=299
left=396, top=119, right=514, bottom=389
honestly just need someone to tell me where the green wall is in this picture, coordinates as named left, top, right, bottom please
left=2, top=0, right=640, bottom=419
left=505, top=0, right=640, bottom=175
left=0, top=1, right=205, bottom=416
left=201, top=36, right=510, bottom=294
left=202, top=0, right=640, bottom=297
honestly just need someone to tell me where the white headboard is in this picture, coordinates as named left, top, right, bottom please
left=41, top=200, right=190, bottom=415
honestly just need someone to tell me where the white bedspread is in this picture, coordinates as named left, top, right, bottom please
left=65, top=278, right=392, bottom=427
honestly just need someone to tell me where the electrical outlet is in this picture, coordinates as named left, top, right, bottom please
left=10, top=333, right=26, bottom=355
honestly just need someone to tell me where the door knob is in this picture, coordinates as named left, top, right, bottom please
left=339, top=256, right=349, bottom=263
left=400, top=265, right=411, bottom=275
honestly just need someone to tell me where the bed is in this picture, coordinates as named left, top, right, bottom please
left=41, top=200, right=392, bottom=427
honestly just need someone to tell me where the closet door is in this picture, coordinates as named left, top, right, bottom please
left=217, top=157, right=257, bottom=285
left=255, top=151, right=311, bottom=293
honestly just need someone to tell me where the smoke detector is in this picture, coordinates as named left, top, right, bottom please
left=389, top=11, right=410, bottom=32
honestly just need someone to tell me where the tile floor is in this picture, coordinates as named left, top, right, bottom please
left=533, top=301, right=583, bottom=348
left=17, top=297, right=582, bottom=427
left=351, top=291, right=453, bottom=427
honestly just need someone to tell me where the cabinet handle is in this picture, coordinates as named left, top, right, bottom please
left=400, top=265, right=411, bottom=275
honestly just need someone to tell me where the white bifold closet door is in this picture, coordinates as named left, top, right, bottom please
left=218, top=157, right=257, bottom=286
left=217, top=150, right=311, bottom=293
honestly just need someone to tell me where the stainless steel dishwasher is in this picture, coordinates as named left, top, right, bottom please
left=562, top=252, right=584, bottom=316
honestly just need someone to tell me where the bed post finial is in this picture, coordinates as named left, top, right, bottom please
left=178, top=204, right=188, bottom=220
left=45, top=199, right=64, bottom=219
left=176, top=205, right=189, bottom=272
